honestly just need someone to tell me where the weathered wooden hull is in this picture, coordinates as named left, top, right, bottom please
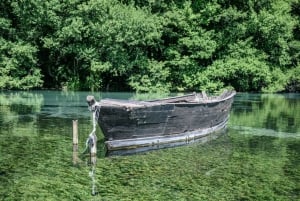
left=106, top=119, right=228, bottom=156
left=87, top=91, right=235, bottom=151
left=107, top=125, right=227, bottom=156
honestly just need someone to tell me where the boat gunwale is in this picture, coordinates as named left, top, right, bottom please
left=98, top=91, right=236, bottom=108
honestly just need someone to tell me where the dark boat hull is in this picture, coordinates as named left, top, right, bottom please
left=88, top=91, right=235, bottom=151
left=107, top=125, right=227, bottom=156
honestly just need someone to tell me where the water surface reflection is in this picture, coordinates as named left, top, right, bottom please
left=0, top=91, right=299, bottom=200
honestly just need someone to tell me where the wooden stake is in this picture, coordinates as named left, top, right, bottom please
left=72, top=120, right=78, bottom=148
left=72, top=120, right=79, bottom=165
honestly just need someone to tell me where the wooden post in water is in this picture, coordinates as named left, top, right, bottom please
left=72, top=120, right=79, bottom=165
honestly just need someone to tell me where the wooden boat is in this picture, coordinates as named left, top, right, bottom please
left=86, top=90, right=236, bottom=153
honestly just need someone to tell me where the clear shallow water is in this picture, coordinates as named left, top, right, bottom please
left=0, top=91, right=299, bottom=200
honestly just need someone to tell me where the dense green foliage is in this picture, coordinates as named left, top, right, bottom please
left=1, top=0, right=300, bottom=92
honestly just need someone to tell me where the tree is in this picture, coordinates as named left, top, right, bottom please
left=0, top=0, right=300, bottom=92
left=42, top=0, right=163, bottom=91
left=162, top=2, right=217, bottom=91
left=0, top=4, right=43, bottom=90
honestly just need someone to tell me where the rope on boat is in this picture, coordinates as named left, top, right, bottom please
left=89, top=164, right=97, bottom=196
left=85, top=96, right=100, bottom=195
left=82, top=101, right=100, bottom=155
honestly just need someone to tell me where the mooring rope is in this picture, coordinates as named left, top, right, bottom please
left=82, top=102, right=100, bottom=154
left=89, top=100, right=100, bottom=131
left=89, top=165, right=97, bottom=196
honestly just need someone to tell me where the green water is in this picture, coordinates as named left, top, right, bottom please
left=0, top=91, right=299, bottom=201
